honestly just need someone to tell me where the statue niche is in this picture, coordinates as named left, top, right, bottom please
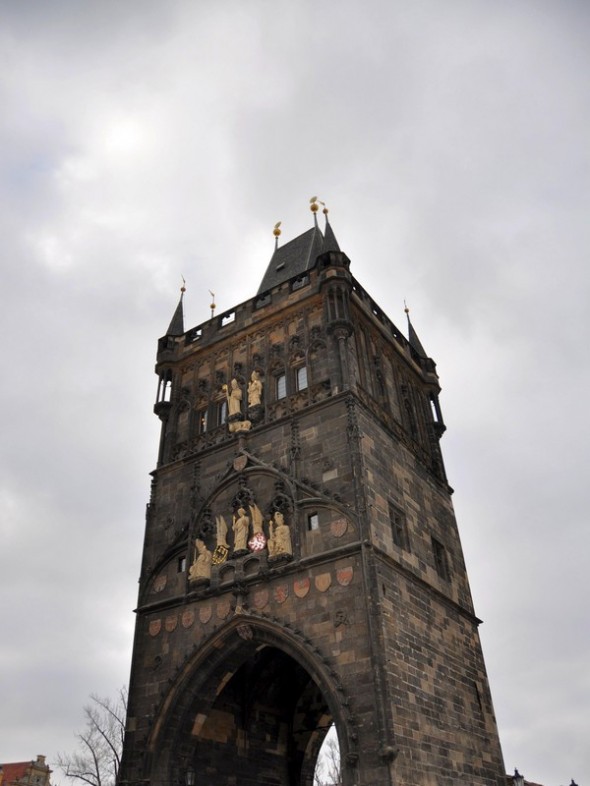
left=224, top=378, right=252, bottom=433
left=231, top=503, right=267, bottom=556
left=267, top=510, right=293, bottom=561
left=232, top=506, right=250, bottom=555
left=188, top=539, right=212, bottom=584
left=247, top=370, right=264, bottom=424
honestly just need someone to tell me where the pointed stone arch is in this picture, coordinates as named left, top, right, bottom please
left=145, top=615, right=357, bottom=786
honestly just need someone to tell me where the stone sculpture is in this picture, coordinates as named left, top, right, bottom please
left=188, top=539, right=212, bottom=583
left=267, top=511, right=292, bottom=559
left=225, top=378, right=242, bottom=417
left=247, top=371, right=263, bottom=407
left=232, top=507, right=250, bottom=554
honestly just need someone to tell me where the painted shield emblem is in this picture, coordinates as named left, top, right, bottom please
left=330, top=517, right=348, bottom=538
left=294, top=577, right=311, bottom=598
left=165, top=614, right=178, bottom=632
left=181, top=609, right=195, bottom=628
left=199, top=604, right=212, bottom=624
left=153, top=574, right=167, bottom=593
left=252, top=589, right=269, bottom=610
left=148, top=619, right=161, bottom=637
left=336, top=566, right=354, bottom=586
left=315, top=573, right=332, bottom=592
left=237, top=624, right=254, bottom=640
left=216, top=598, right=231, bottom=619
left=212, top=544, right=229, bottom=566
left=248, top=532, right=267, bottom=552
left=233, top=455, right=248, bottom=471
left=273, top=584, right=289, bottom=604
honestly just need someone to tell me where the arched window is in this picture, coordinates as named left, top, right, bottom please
left=218, top=399, right=228, bottom=425
left=196, top=409, right=208, bottom=433
left=157, top=370, right=173, bottom=403
left=296, top=365, right=308, bottom=391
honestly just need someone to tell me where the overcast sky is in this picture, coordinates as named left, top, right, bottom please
left=1, top=2, right=588, bottom=784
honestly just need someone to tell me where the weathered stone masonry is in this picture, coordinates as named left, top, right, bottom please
left=118, top=210, right=505, bottom=786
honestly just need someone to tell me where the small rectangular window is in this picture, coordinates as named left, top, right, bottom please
left=296, top=365, right=308, bottom=391
left=291, top=275, right=310, bottom=291
left=432, top=536, right=450, bottom=581
left=186, top=328, right=202, bottom=344
left=307, top=513, right=319, bottom=531
left=178, top=557, right=186, bottom=573
left=276, top=374, right=286, bottom=400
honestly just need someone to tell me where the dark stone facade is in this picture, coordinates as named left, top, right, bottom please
left=118, top=227, right=505, bottom=786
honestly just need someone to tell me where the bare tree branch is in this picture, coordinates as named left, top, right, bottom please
left=56, top=688, right=127, bottom=786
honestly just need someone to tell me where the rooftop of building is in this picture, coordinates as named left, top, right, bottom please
left=161, top=199, right=431, bottom=371
left=0, top=756, right=51, bottom=786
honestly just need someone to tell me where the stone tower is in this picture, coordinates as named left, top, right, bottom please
left=118, top=203, right=505, bottom=786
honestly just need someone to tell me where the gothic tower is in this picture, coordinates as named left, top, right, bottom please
left=118, top=201, right=505, bottom=786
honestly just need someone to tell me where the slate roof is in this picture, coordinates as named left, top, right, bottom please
left=257, top=218, right=341, bottom=294
left=407, top=315, right=428, bottom=358
left=166, top=292, right=185, bottom=336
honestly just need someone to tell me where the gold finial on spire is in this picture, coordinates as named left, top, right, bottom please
left=181, top=275, right=186, bottom=294
left=310, top=196, right=328, bottom=229
left=273, top=221, right=282, bottom=250
left=209, top=290, right=216, bottom=318
left=404, top=299, right=410, bottom=315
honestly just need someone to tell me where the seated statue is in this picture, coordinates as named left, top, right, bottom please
left=188, top=539, right=212, bottom=582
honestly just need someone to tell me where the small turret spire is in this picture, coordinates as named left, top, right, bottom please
left=166, top=278, right=185, bottom=336
left=404, top=300, right=428, bottom=358
left=322, top=201, right=340, bottom=253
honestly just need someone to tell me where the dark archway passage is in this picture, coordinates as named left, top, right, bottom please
left=149, top=623, right=344, bottom=786
left=187, top=647, right=332, bottom=786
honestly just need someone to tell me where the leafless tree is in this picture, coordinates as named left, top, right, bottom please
left=56, top=688, right=127, bottom=786
left=314, top=725, right=341, bottom=786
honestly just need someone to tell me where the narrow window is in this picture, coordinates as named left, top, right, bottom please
left=157, top=370, right=173, bottom=403
left=178, top=557, right=186, bottom=573
left=431, top=536, right=450, bottom=581
left=276, top=374, right=286, bottom=400
left=389, top=503, right=409, bottom=551
left=430, top=396, right=439, bottom=422
left=296, top=365, right=308, bottom=391
left=218, top=399, right=227, bottom=425
left=196, top=409, right=208, bottom=433
left=307, top=512, right=319, bottom=531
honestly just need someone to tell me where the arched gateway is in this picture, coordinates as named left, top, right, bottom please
left=148, top=617, right=350, bottom=786
left=118, top=204, right=506, bottom=786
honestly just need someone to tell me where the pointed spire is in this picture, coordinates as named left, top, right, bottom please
left=322, top=205, right=340, bottom=253
left=404, top=301, right=427, bottom=358
left=166, top=279, right=185, bottom=336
